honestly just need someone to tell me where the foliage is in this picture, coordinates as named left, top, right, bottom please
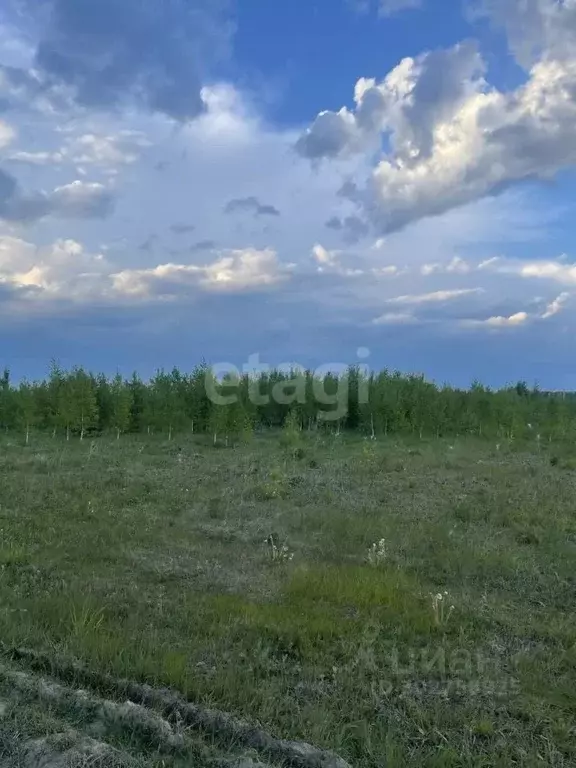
left=0, top=362, right=574, bottom=443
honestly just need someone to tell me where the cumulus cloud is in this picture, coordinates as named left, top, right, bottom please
left=297, top=2, right=576, bottom=234
left=472, top=0, right=576, bottom=68
left=479, top=311, right=530, bottom=327
left=0, top=235, right=108, bottom=299
left=111, top=247, right=291, bottom=299
left=0, top=236, right=292, bottom=306
left=224, top=196, right=280, bottom=217
left=66, top=131, right=150, bottom=167
left=459, top=284, right=572, bottom=329
left=7, top=130, right=150, bottom=174
left=0, top=167, right=115, bottom=221
left=296, top=41, right=486, bottom=162
left=5, top=0, right=233, bottom=120
left=49, top=180, right=114, bottom=218
left=518, top=259, right=576, bottom=284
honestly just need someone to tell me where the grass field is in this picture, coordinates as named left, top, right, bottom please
left=0, top=431, right=575, bottom=766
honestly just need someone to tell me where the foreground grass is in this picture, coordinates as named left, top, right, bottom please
left=0, top=431, right=575, bottom=766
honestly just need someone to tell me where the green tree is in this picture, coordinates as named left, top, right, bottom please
left=16, top=379, right=37, bottom=444
left=0, top=368, right=13, bottom=432
left=110, top=374, right=133, bottom=439
left=68, top=368, right=99, bottom=440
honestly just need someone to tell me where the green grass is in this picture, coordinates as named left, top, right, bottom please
left=1, top=431, right=576, bottom=766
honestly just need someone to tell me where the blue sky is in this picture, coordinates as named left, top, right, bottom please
left=1, top=0, right=576, bottom=387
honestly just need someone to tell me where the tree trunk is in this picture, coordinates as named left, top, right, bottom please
left=370, top=413, right=375, bottom=440
left=116, top=428, right=121, bottom=440
left=213, top=431, right=217, bottom=446
left=66, top=425, right=70, bottom=441
left=168, top=424, right=173, bottom=441
left=25, top=424, right=30, bottom=445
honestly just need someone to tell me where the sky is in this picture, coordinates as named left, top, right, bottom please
left=1, top=0, right=576, bottom=387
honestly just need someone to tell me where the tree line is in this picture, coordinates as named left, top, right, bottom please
left=0, top=361, right=574, bottom=444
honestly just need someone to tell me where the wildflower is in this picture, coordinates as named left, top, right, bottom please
left=367, top=538, right=387, bottom=566
left=265, top=534, right=294, bottom=563
left=431, top=591, right=455, bottom=626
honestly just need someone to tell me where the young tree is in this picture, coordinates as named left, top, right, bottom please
left=68, top=367, right=99, bottom=440
left=110, top=374, right=133, bottom=439
left=0, top=368, right=14, bottom=432
left=94, top=373, right=113, bottom=432
left=185, top=362, right=211, bottom=434
left=16, top=379, right=37, bottom=444
left=128, top=372, right=147, bottom=433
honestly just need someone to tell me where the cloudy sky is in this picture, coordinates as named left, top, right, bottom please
left=1, top=0, right=576, bottom=386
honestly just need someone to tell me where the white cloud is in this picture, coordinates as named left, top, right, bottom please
left=386, top=287, right=483, bottom=305
left=379, top=0, right=422, bottom=15
left=372, top=265, right=401, bottom=275
left=49, top=180, right=115, bottom=218
left=0, top=236, right=291, bottom=305
left=463, top=311, right=530, bottom=328
left=0, top=120, right=15, bottom=149
left=312, top=243, right=338, bottom=268
left=486, top=311, right=529, bottom=327
left=542, top=291, right=571, bottom=318
left=296, top=41, right=486, bottom=164
left=310, top=243, right=371, bottom=276
left=459, top=285, right=572, bottom=328
left=474, top=0, right=576, bottom=69
left=203, top=248, right=290, bottom=289
left=421, top=256, right=471, bottom=275
left=0, top=64, right=573, bottom=365
left=372, top=311, right=417, bottom=324
left=7, top=129, right=150, bottom=172
left=66, top=131, right=151, bottom=168
left=297, top=1, right=576, bottom=234
left=0, top=235, right=107, bottom=299
left=8, top=150, right=64, bottom=165
left=111, top=247, right=291, bottom=299
left=184, top=84, right=261, bottom=146
left=519, top=259, right=576, bottom=284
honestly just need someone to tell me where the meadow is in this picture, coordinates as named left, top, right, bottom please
left=0, top=429, right=575, bottom=767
